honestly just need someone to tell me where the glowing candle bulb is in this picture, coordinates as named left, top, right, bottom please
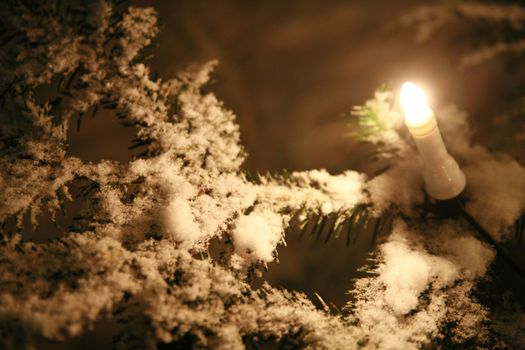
left=400, top=82, right=465, bottom=200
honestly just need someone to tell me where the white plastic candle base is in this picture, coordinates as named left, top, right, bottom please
left=400, top=82, right=466, bottom=200
left=422, top=154, right=466, bottom=200
left=411, top=119, right=466, bottom=200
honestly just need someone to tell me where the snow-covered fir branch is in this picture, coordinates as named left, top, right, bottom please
left=0, top=1, right=524, bottom=349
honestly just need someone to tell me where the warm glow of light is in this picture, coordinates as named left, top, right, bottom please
left=400, top=82, right=433, bottom=127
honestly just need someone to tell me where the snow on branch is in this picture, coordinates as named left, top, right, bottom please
left=0, top=1, right=524, bottom=349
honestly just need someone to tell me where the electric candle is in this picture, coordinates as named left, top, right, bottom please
left=400, top=82, right=466, bottom=200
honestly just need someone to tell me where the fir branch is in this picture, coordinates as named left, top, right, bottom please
left=293, top=204, right=393, bottom=249
left=348, top=102, right=388, bottom=142
left=345, top=86, right=405, bottom=160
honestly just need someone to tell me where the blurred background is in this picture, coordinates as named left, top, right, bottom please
left=69, top=0, right=524, bottom=173
left=37, top=0, right=524, bottom=348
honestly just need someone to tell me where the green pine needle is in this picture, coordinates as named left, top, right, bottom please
left=347, top=85, right=390, bottom=142
left=348, top=105, right=387, bottom=142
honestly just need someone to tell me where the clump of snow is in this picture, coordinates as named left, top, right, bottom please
left=164, top=198, right=203, bottom=243
left=380, top=239, right=433, bottom=315
left=349, top=219, right=495, bottom=349
left=379, top=220, right=495, bottom=317
left=443, top=235, right=495, bottom=278
left=379, top=221, right=459, bottom=315
left=232, top=210, right=284, bottom=262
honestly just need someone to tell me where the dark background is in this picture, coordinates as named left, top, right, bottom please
left=37, top=1, right=524, bottom=348
left=68, top=0, right=522, bottom=173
